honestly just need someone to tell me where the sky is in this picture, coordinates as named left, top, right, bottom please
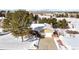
left=0, top=0, right=79, bottom=11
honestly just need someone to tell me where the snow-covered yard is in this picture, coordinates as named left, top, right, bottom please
left=63, top=32, right=79, bottom=50
left=0, top=33, right=38, bottom=50
left=55, top=18, right=79, bottom=50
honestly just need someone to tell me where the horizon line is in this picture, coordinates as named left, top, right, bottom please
left=0, top=9, right=79, bottom=12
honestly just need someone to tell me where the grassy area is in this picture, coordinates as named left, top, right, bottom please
left=38, top=37, right=57, bottom=50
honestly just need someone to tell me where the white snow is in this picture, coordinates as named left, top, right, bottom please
left=0, top=33, right=38, bottom=50
left=30, top=24, right=45, bottom=30
left=54, top=18, right=79, bottom=50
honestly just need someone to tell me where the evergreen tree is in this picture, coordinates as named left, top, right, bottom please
left=3, top=10, right=33, bottom=42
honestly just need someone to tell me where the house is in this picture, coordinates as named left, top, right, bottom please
left=30, top=23, right=54, bottom=38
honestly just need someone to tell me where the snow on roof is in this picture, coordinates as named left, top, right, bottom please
left=30, top=24, right=45, bottom=29
left=30, top=23, right=54, bottom=32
